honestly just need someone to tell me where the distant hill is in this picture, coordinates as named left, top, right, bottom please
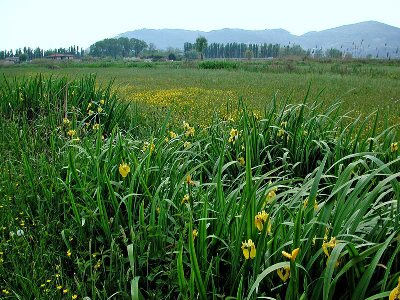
left=117, top=21, right=400, bottom=58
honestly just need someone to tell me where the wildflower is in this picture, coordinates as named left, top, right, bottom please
left=186, top=174, right=195, bottom=186
left=67, top=129, right=76, bottom=137
left=238, top=157, right=245, bottom=166
left=94, top=260, right=101, bottom=270
left=277, top=266, right=290, bottom=282
left=46, top=279, right=51, bottom=283
left=165, top=137, right=169, bottom=143
left=87, top=102, right=92, bottom=110
left=181, top=194, right=190, bottom=204
left=16, top=229, right=24, bottom=236
left=389, top=277, right=400, bottom=300
left=119, top=162, right=130, bottom=178
left=241, top=239, right=256, bottom=260
left=55, top=274, right=60, bottom=278
left=156, top=207, right=160, bottom=214
left=142, top=142, right=155, bottom=153
left=169, top=131, right=177, bottom=139
left=88, top=110, right=94, bottom=116
left=67, top=249, right=72, bottom=257
left=57, top=285, right=63, bottom=290
left=97, top=107, right=103, bottom=113
left=303, top=197, right=319, bottom=210
left=254, top=210, right=269, bottom=232
left=277, top=128, right=285, bottom=138
left=192, top=229, right=198, bottom=240
left=282, top=248, right=300, bottom=261
left=63, top=118, right=70, bottom=125
left=280, top=121, right=287, bottom=128
left=184, top=141, right=191, bottom=149
left=391, top=142, right=398, bottom=152
left=40, top=284, right=46, bottom=288
left=99, top=99, right=105, bottom=105
left=92, top=123, right=100, bottom=130
left=322, top=237, right=337, bottom=257
left=72, top=295, right=78, bottom=299
left=265, top=188, right=277, bottom=204
left=303, top=130, right=308, bottom=136
left=185, top=126, right=195, bottom=137
left=2, top=289, right=10, bottom=295
left=63, top=289, right=68, bottom=294
left=183, top=121, right=190, bottom=130
left=228, top=128, right=239, bottom=144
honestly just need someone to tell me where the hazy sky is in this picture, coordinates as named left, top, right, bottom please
left=1, top=0, right=400, bottom=50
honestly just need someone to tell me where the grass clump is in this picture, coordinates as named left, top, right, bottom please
left=198, top=60, right=239, bottom=70
left=0, top=75, right=399, bottom=299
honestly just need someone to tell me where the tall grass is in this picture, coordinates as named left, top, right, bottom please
left=0, top=75, right=399, bottom=299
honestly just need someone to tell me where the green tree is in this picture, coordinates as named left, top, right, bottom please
left=195, top=36, right=208, bottom=60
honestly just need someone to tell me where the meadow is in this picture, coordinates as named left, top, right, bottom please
left=0, top=59, right=399, bottom=299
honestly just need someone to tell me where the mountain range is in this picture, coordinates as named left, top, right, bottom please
left=117, top=21, right=400, bottom=58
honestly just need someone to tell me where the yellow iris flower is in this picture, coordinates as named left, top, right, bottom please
left=241, top=239, right=256, bottom=260
left=282, top=248, right=300, bottom=261
left=119, top=162, right=130, bottom=178
left=277, top=266, right=290, bottom=282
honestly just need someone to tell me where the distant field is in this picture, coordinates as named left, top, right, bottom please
left=1, top=59, right=400, bottom=129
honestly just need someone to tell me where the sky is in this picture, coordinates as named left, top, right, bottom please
left=1, top=0, right=400, bottom=50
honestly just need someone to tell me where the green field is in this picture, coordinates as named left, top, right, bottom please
left=0, top=60, right=399, bottom=299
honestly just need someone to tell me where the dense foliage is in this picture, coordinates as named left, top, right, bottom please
left=0, top=75, right=399, bottom=300
left=89, top=37, right=148, bottom=59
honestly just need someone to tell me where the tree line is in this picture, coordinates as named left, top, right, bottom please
left=89, top=37, right=148, bottom=58
left=0, top=46, right=84, bottom=61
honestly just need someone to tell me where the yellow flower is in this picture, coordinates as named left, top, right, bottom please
left=185, top=126, right=195, bottom=137
left=228, top=128, right=239, bottom=144
left=241, top=239, right=256, bottom=260
left=181, top=194, right=190, bottom=204
left=67, top=129, right=76, bottom=137
left=277, top=266, right=290, bottom=282
left=66, top=249, right=71, bottom=257
left=100, top=99, right=105, bottom=105
left=313, top=199, right=319, bottom=210
left=184, top=141, right=191, bottom=149
left=254, top=210, right=270, bottom=232
left=265, top=188, right=277, bottom=204
left=192, top=229, right=198, bottom=240
left=57, top=285, right=62, bottom=290
left=165, top=137, right=169, bottom=143
left=391, top=142, right=398, bottom=152
left=63, top=118, right=70, bottom=125
left=46, top=279, right=51, bottom=283
left=72, top=295, right=78, bottom=299
left=183, top=121, right=190, bottom=130
left=119, top=162, right=130, bottom=178
left=322, top=237, right=337, bottom=257
left=88, top=110, right=94, bottom=115
left=63, top=289, right=68, bottom=294
left=87, top=102, right=92, bottom=110
left=186, top=174, right=195, bottom=186
left=156, top=207, right=160, bottom=214
left=277, top=128, right=285, bottom=138
left=40, top=284, right=46, bottom=288
left=97, top=107, right=103, bottom=113
left=169, top=131, right=177, bottom=139
left=282, top=248, right=300, bottom=261
left=389, top=277, right=400, bottom=300
left=2, top=289, right=10, bottom=295
left=238, top=157, right=245, bottom=166
left=142, top=142, right=155, bottom=153
left=280, top=121, right=287, bottom=128
left=93, top=123, right=100, bottom=130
